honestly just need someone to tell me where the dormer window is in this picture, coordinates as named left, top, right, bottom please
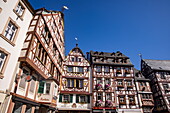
left=71, top=57, right=74, bottom=62
left=111, top=52, right=115, bottom=56
left=160, top=72, right=166, bottom=79
left=99, top=52, right=104, bottom=55
left=78, top=58, right=81, bottom=62
left=94, top=51, right=98, bottom=55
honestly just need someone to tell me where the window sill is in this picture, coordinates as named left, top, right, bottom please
left=13, top=9, right=23, bottom=21
left=0, top=34, right=15, bottom=46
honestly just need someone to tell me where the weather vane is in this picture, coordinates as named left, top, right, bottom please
left=61, top=6, right=69, bottom=12
left=75, top=37, right=78, bottom=47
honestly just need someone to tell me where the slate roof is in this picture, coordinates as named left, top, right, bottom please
left=143, top=59, right=170, bottom=71
left=90, top=51, right=133, bottom=66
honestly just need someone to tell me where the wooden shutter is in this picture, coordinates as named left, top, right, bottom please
left=59, top=94, right=63, bottom=102
left=76, top=95, right=79, bottom=103
left=87, top=95, right=90, bottom=103
left=70, top=94, right=73, bottom=103
left=38, top=81, right=45, bottom=93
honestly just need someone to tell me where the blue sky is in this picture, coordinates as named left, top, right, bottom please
left=29, top=0, right=170, bottom=69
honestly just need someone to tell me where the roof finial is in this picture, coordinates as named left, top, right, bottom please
left=138, top=53, right=142, bottom=59
left=75, top=37, right=78, bottom=47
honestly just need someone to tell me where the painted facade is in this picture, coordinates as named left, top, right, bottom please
left=57, top=45, right=91, bottom=113
left=141, top=59, right=170, bottom=113
left=6, top=8, right=65, bottom=113
left=89, top=51, right=142, bottom=113
left=0, top=0, right=33, bottom=113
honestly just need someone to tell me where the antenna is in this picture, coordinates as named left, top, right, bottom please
left=61, top=6, right=69, bottom=12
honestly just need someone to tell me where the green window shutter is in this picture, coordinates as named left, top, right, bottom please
left=38, top=81, right=45, bottom=93
left=76, top=95, right=79, bottom=103
left=59, top=94, right=63, bottom=102
left=70, top=94, right=73, bottom=103
left=87, top=95, right=90, bottom=103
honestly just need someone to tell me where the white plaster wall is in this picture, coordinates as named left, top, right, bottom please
left=0, top=0, right=33, bottom=92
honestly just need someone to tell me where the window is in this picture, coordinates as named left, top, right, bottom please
left=38, top=81, right=45, bottom=93
left=104, top=66, right=109, bottom=73
left=77, top=67, right=83, bottom=73
left=25, top=104, right=32, bottom=113
left=163, top=84, right=169, bottom=90
left=15, top=2, right=25, bottom=17
left=142, top=94, right=151, bottom=99
left=13, top=102, right=23, bottom=113
left=71, top=57, right=74, bottom=62
left=97, top=93, right=102, bottom=100
left=127, top=81, right=132, bottom=86
left=105, top=78, right=111, bottom=84
left=67, top=79, right=74, bottom=87
left=118, top=80, right=123, bottom=86
left=96, top=66, right=102, bottom=72
left=160, top=72, right=166, bottom=79
left=67, top=66, right=73, bottom=72
left=0, top=51, right=7, bottom=72
left=46, top=83, right=51, bottom=94
left=59, top=94, right=73, bottom=103
left=129, top=96, right=135, bottom=103
left=4, top=21, right=18, bottom=41
left=38, top=81, right=51, bottom=94
left=80, top=95, right=86, bottom=103
left=29, top=76, right=36, bottom=93
left=143, top=107, right=151, bottom=112
left=19, top=68, right=30, bottom=88
left=119, top=96, right=125, bottom=103
left=63, top=95, right=69, bottom=102
left=79, top=80, right=84, bottom=88
left=78, top=58, right=81, bottom=62
left=106, top=93, right=111, bottom=100
left=97, top=78, right=102, bottom=84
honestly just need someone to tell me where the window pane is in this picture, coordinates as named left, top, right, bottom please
left=13, top=102, right=23, bottom=113
left=4, top=21, right=17, bottom=41
left=78, top=67, right=83, bottom=73
left=79, top=80, right=83, bottom=88
left=46, top=83, right=51, bottom=94
left=104, top=66, right=109, bottom=72
left=29, top=77, right=36, bottom=93
left=67, top=66, right=73, bottom=72
left=0, top=51, right=6, bottom=71
left=96, top=66, right=101, bottom=72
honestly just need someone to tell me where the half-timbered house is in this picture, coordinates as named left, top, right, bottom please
left=134, top=69, right=154, bottom=113
left=89, top=51, right=142, bottom=113
left=141, top=59, right=170, bottom=113
left=58, top=44, right=91, bottom=113
left=7, top=8, right=65, bottom=113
